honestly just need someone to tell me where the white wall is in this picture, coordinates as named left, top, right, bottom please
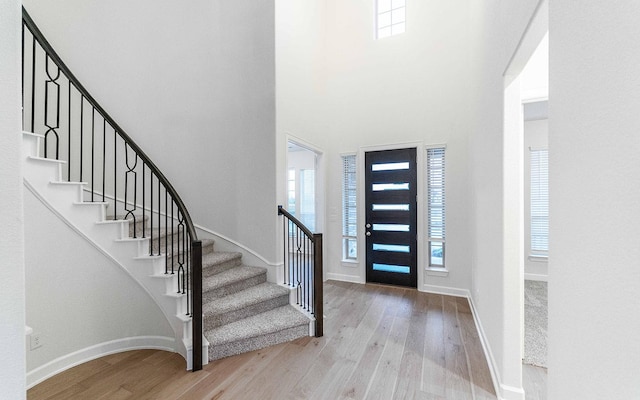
left=0, top=0, right=26, bottom=398
left=277, top=0, right=473, bottom=293
left=22, top=0, right=278, bottom=263
left=24, top=188, right=175, bottom=385
left=467, top=0, right=543, bottom=398
left=523, top=119, right=548, bottom=280
left=549, top=2, right=640, bottom=399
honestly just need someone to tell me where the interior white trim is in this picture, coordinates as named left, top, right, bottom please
left=26, top=336, right=176, bottom=388
left=524, top=273, right=548, bottom=282
left=195, top=224, right=278, bottom=267
left=420, top=284, right=467, bottom=298
left=503, top=0, right=549, bottom=82
left=286, top=133, right=323, bottom=154
left=425, top=268, right=449, bottom=277
left=467, top=295, right=525, bottom=400
left=326, top=273, right=364, bottom=284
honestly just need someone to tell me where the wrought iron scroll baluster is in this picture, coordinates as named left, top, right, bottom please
left=124, top=143, right=138, bottom=236
left=43, top=56, right=61, bottom=159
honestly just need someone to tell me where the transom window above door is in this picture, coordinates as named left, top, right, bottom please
left=376, top=0, right=406, bottom=39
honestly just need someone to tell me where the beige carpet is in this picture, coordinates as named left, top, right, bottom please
left=524, top=280, right=547, bottom=367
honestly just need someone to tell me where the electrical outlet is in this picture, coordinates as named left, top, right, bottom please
left=30, top=333, right=43, bottom=350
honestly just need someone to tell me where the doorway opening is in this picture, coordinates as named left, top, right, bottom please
left=520, top=31, right=549, bottom=398
left=503, top=1, right=548, bottom=397
left=287, top=141, right=320, bottom=232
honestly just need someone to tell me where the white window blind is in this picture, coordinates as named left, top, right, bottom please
left=530, top=148, right=549, bottom=253
left=427, top=147, right=445, bottom=267
left=342, top=155, right=357, bottom=260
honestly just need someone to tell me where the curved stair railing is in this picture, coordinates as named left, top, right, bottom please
left=22, top=7, right=203, bottom=371
left=278, top=205, right=323, bottom=337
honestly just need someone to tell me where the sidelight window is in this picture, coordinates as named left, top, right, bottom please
left=342, top=155, right=358, bottom=260
left=427, top=146, right=446, bottom=267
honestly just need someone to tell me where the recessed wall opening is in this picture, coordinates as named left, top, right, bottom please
left=286, top=140, right=321, bottom=233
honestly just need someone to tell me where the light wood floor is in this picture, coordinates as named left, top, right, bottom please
left=28, top=281, right=497, bottom=400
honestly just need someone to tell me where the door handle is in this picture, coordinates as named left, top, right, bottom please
left=366, top=223, right=371, bottom=228
left=366, top=231, right=371, bottom=236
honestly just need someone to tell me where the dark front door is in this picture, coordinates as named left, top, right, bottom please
left=365, top=148, right=417, bottom=288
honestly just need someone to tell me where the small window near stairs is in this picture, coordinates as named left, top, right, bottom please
left=376, top=0, right=406, bottom=39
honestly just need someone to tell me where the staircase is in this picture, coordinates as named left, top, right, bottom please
left=123, top=214, right=311, bottom=361
left=23, top=131, right=311, bottom=368
left=21, top=6, right=314, bottom=374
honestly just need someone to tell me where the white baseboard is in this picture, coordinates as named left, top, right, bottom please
left=467, top=296, right=525, bottom=400
left=326, top=272, right=364, bottom=284
left=27, top=336, right=176, bottom=389
left=420, top=284, right=469, bottom=298
left=524, top=273, right=548, bottom=282
left=499, top=383, right=527, bottom=400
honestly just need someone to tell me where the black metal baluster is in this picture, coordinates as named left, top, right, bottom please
left=177, top=212, right=185, bottom=294
left=164, top=189, right=168, bottom=272
left=124, top=144, right=138, bottom=237
left=183, top=228, right=190, bottom=314
left=68, top=82, right=72, bottom=181
left=282, top=215, right=286, bottom=285
left=304, top=236, right=311, bottom=310
left=113, top=129, right=117, bottom=219
left=157, top=173, right=161, bottom=256
left=102, top=120, right=106, bottom=200
left=289, top=221, right=293, bottom=286
left=79, top=95, right=83, bottom=180
left=171, top=201, right=174, bottom=274
left=142, top=164, right=146, bottom=238
left=186, top=233, right=191, bottom=315
left=44, top=56, right=61, bottom=160
left=30, top=36, right=35, bottom=133
left=150, top=173, right=154, bottom=256
left=297, top=226, right=302, bottom=305
left=91, top=108, right=94, bottom=201
left=21, top=23, right=24, bottom=125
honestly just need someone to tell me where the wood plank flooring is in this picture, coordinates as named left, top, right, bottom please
left=28, top=281, right=497, bottom=400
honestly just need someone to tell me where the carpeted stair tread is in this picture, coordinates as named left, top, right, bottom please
left=205, top=305, right=309, bottom=349
left=204, top=282, right=288, bottom=314
left=202, top=251, right=242, bottom=276
left=203, top=265, right=266, bottom=293
left=162, top=238, right=215, bottom=259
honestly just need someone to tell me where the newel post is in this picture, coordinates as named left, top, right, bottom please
left=192, top=240, right=203, bottom=371
left=313, top=233, right=323, bottom=337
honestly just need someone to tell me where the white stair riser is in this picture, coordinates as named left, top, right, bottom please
left=22, top=132, right=42, bottom=158
left=22, top=132, right=207, bottom=369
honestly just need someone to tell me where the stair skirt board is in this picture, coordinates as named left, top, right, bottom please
left=26, top=336, right=176, bottom=389
left=23, top=131, right=312, bottom=373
